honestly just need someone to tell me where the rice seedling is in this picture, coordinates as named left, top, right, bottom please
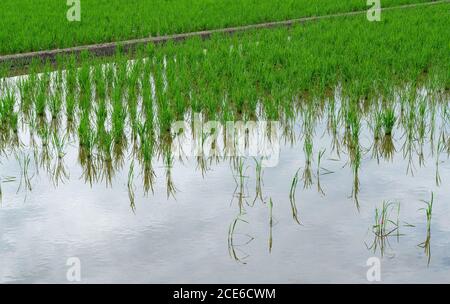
left=367, top=201, right=401, bottom=257
left=268, top=197, right=274, bottom=253
left=0, top=2, right=447, bottom=222
left=373, top=202, right=401, bottom=237
left=302, top=135, right=313, bottom=189
left=417, top=98, right=427, bottom=144
left=48, top=92, right=62, bottom=121
left=418, top=192, right=433, bottom=265
left=232, top=157, right=249, bottom=212
left=381, top=107, right=396, bottom=136
left=111, top=86, right=126, bottom=145
left=434, top=131, right=446, bottom=186
left=373, top=111, right=384, bottom=142
left=343, top=101, right=363, bottom=209
left=287, top=168, right=302, bottom=225
left=50, top=134, right=69, bottom=187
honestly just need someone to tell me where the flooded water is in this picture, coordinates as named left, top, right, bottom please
left=0, top=69, right=449, bottom=283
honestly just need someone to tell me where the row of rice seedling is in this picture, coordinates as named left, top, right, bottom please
left=1, top=86, right=447, bottom=202
left=0, top=5, right=448, bottom=196
left=0, top=0, right=439, bottom=55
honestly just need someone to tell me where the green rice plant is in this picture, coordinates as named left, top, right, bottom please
left=289, top=168, right=302, bottom=225
left=94, top=63, right=106, bottom=100
left=373, top=110, right=384, bottom=141
left=418, top=192, right=434, bottom=265
left=78, top=112, right=95, bottom=158
left=50, top=132, right=69, bottom=187
left=367, top=201, right=401, bottom=257
left=417, top=98, right=427, bottom=143
left=48, top=92, right=62, bottom=120
left=35, top=89, right=47, bottom=118
left=382, top=107, right=396, bottom=136
left=268, top=197, right=274, bottom=253
left=0, top=0, right=437, bottom=55
left=66, top=57, right=78, bottom=95
left=95, top=98, right=108, bottom=136
left=127, top=86, right=139, bottom=140
left=18, top=76, right=35, bottom=117
left=65, top=93, right=76, bottom=122
left=0, top=3, right=448, bottom=210
left=111, top=86, right=126, bottom=144
left=344, top=101, right=362, bottom=209
left=434, top=132, right=445, bottom=186
left=419, top=192, right=433, bottom=231
left=381, top=132, right=396, bottom=161
left=0, top=91, right=18, bottom=133
left=302, top=135, right=313, bottom=189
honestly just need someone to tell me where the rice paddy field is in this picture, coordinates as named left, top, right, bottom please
left=0, top=1, right=449, bottom=283
left=0, top=0, right=440, bottom=55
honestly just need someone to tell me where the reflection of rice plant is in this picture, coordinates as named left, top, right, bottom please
left=435, top=133, right=445, bottom=186
left=50, top=132, right=69, bottom=186
left=289, top=168, right=302, bottom=225
left=316, top=149, right=326, bottom=195
left=346, top=104, right=361, bottom=209
left=15, top=153, right=34, bottom=197
left=128, top=161, right=136, bottom=213
left=268, top=197, right=274, bottom=253
left=164, top=153, right=177, bottom=199
left=232, top=157, right=249, bottom=211
left=302, top=136, right=313, bottom=189
left=227, top=214, right=253, bottom=264
left=0, top=176, right=17, bottom=204
left=52, top=133, right=67, bottom=159
left=252, top=157, right=264, bottom=205
left=418, top=192, right=433, bottom=266
left=417, top=99, right=427, bottom=143
left=381, top=132, right=396, bottom=161
left=78, top=113, right=95, bottom=157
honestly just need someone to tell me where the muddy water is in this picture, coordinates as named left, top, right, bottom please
left=0, top=72, right=449, bottom=283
